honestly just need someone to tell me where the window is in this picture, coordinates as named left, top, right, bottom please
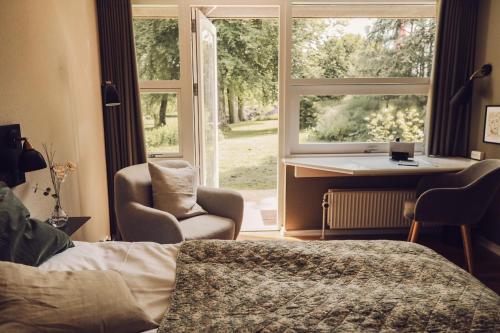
left=287, top=3, right=436, bottom=154
left=140, top=92, right=180, bottom=155
left=299, top=95, right=427, bottom=144
left=133, top=6, right=182, bottom=157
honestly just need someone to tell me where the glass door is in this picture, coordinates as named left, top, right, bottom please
left=192, top=9, right=219, bottom=187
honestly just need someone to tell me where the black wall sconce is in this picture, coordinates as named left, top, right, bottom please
left=102, top=81, right=121, bottom=107
left=0, top=124, right=47, bottom=187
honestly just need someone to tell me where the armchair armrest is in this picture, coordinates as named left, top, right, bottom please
left=117, top=202, right=184, bottom=244
left=197, top=186, right=244, bottom=239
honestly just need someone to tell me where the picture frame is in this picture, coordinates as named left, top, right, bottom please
left=483, top=105, right=500, bottom=144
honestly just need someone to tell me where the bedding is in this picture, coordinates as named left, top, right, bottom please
left=0, top=182, right=73, bottom=266
left=0, top=261, right=156, bottom=333
left=38, top=240, right=499, bottom=333
left=159, top=240, right=500, bottom=332
left=40, top=241, right=179, bottom=326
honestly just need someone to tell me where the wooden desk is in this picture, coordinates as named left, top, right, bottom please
left=283, top=155, right=476, bottom=177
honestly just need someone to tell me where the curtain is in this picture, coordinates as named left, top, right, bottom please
left=428, top=0, right=479, bottom=157
left=96, top=0, right=146, bottom=239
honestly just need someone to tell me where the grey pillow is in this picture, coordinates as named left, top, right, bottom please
left=0, top=261, right=157, bottom=333
left=0, top=182, right=74, bottom=266
left=148, top=162, right=207, bottom=219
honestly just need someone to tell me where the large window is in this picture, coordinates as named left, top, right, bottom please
left=287, top=3, right=436, bottom=154
left=133, top=6, right=182, bottom=157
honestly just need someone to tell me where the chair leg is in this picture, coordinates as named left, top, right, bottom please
left=410, top=221, right=421, bottom=243
left=407, top=220, right=415, bottom=242
left=460, top=225, right=474, bottom=275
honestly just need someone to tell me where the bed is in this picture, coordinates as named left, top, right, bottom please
left=38, top=239, right=500, bottom=332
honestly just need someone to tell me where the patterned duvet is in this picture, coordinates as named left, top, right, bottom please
left=159, top=240, right=499, bottom=332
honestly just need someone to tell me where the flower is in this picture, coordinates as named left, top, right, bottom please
left=65, top=161, right=77, bottom=171
left=40, top=144, right=77, bottom=204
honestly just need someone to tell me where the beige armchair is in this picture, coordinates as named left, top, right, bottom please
left=114, top=160, right=244, bottom=244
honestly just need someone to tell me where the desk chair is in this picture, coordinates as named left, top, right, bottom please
left=404, top=159, right=500, bottom=274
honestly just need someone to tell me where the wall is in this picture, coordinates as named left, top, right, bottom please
left=469, top=0, right=500, bottom=245
left=0, top=0, right=109, bottom=241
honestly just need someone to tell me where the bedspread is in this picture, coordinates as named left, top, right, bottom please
left=159, top=240, right=499, bottom=332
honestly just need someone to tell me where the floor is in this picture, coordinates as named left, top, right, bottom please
left=238, top=230, right=500, bottom=295
left=239, top=189, right=278, bottom=231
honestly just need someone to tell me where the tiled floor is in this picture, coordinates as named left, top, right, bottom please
left=239, top=189, right=278, bottom=231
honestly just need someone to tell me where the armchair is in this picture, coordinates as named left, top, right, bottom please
left=114, top=160, right=243, bottom=244
left=404, top=159, right=500, bottom=274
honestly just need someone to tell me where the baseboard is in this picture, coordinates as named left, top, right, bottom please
left=282, top=227, right=441, bottom=237
left=475, top=235, right=500, bottom=256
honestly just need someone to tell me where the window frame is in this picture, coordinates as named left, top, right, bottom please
left=132, top=6, right=186, bottom=159
left=285, top=3, right=436, bottom=155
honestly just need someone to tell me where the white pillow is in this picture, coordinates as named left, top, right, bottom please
left=148, top=162, right=207, bottom=219
left=0, top=261, right=157, bottom=333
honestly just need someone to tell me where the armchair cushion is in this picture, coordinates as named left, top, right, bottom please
left=179, top=215, right=235, bottom=240
left=148, top=162, right=207, bottom=219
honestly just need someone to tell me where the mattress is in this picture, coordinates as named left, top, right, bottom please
left=39, top=241, right=179, bottom=333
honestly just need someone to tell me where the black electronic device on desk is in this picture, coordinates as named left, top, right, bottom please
left=390, top=138, right=419, bottom=166
left=389, top=138, right=415, bottom=161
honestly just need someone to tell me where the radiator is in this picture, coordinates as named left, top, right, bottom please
left=322, top=189, right=415, bottom=233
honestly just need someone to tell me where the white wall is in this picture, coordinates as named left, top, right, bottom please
left=0, top=0, right=110, bottom=241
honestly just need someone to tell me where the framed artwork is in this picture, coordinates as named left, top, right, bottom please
left=483, top=105, right=500, bottom=144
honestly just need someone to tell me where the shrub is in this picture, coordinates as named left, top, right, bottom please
left=144, top=124, right=178, bottom=150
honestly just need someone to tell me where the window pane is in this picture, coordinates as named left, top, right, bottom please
left=133, top=18, right=180, bottom=80
left=140, top=92, right=179, bottom=155
left=299, top=95, right=427, bottom=143
left=292, top=18, right=436, bottom=79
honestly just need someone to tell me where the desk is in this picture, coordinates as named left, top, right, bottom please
left=283, top=155, right=476, bottom=177
left=282, top=155, right=477, bottom=239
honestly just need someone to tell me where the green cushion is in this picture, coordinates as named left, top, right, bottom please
left=0, top=182, right=73, bottom=266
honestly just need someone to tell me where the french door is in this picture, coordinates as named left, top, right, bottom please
left=192, top=9, right=219, bottom=187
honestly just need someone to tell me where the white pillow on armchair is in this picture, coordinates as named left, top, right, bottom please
left=148, top=162, right=207, bottom=219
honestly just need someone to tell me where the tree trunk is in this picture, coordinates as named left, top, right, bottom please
left=227, top=87, right=236, bottom=124
left=218, top=83, right=227, bottom=126
left=237, top=96, right=245, bottom=122
left=158, top=95, right=168, bottom=126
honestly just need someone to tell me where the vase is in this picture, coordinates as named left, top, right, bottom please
left=49, top=198, right=68, bottom=228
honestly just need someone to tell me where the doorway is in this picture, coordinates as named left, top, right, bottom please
left=192, top=8, right=279, bottom=231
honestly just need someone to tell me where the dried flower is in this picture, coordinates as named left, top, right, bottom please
left=65, top=161, right=77, bottom=171
left=39, top=144, right=77, bottom=204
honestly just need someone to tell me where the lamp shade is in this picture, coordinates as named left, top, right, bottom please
left=19, top=140, right=47, bottom=173
left=103, top=81, right=121, bottom=107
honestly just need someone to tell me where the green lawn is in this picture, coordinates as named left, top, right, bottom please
left=219, top=119, right=278, bottom=190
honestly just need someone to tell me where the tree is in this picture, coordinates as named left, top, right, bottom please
left=214, top=19, right=279, bottom=124
left=294, top=17, right=436, bottom=142
left=133, top=18, right=179, bottom=126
